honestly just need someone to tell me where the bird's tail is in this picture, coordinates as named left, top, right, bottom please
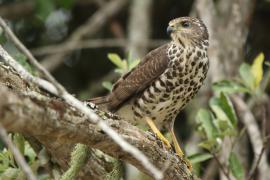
left=85, top=96, right=110, bottom=111
left=87, top=96, right=109, bottom=105
left=85, top=96, right=118, bottom=117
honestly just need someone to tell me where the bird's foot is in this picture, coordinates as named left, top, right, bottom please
left=155, top=132, right=171, bottom=149
left=170, top=128, right=193, bottom=171
left=145, top=117, right=171, bottom=149
left=182, top=156, right=193, bottom=171
left=173, top=144, right=192, bottom=170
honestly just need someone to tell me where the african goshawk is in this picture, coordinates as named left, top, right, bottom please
left=89, top=17, right=209, bottom=166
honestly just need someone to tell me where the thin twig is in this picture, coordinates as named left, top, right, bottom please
left=0, top=45, right=163, bottom=179
left=211, top=152, right=231, bottom=180
left=233, top=96, right=270, bottom=179
left=0, top=124, right=37, bottom=180
left=248, top=106, right=269, bottom=180
left=31, top=39, right=168, bottom=56
left=248, top=146, right=266, bottom=180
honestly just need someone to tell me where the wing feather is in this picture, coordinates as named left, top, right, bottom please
left=107, top=43, right=170, bottom=111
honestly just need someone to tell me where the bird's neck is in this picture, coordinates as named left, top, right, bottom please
left=171, top=38, right=209, bottom=51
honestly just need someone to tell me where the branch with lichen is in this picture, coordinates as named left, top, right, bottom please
left=0, top=51, right=195, bottom=179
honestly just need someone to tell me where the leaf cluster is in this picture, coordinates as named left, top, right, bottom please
left=193, top=53, right=268, bottom=179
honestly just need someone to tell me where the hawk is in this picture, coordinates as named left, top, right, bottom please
left=89, top=17, right=209, bottom=167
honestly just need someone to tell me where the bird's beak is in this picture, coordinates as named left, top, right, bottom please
left=166, top=26, right=175, bottom=35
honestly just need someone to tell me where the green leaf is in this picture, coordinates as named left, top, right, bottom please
left=210, top=94, right=237, bottom=129
left=189, top=153, right=212, bottom=164
left=107, top=53, right=126, bottom=70
left=128, top=59, right=140, bottom=70
left=196, top=109, right=217, bottom=140
left=210, top=98, right=230, bottom=122
left=198, top=139, right=218, bottom=151
left=239, top=63, right=256, bottom=90
left=0, top=151, right=11, bottom=172
left=0, top=27, right=7, bottom=44
left=114, top=68, right=125, bottom=75
left=251, top=53, right=264, bottom=88
left=35, top=0, right=55, bottom=22
left=0, top=168, right=19, bottom=179
left=229, top=152, right=244, bottom=180
left=24, top=143, right=36, bottom=164
left=13, top=134, right=25, bottom=155
left=212, top=80, right=250, bottom=94
left=102, top=81, right=113, bottom=92
left=219, top=93, right=237, bottom=127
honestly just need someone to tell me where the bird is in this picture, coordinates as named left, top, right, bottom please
left=88, top=16, right=209, bottom=168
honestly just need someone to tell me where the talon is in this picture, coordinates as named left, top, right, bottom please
left=183, top=158, right=193, bottom=171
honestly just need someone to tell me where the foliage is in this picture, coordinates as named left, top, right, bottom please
left=229, top=152, right=244, bottom=180
left=213, top=53, right=265, bottom=95
left=0, top=134, right=49, bottom=179
left=195, top=53, right=267, bottom=179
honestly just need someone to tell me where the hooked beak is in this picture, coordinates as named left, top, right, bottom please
left=166, top=26, right=175, bottom=35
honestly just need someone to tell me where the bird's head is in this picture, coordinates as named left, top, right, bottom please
left=167, top=17, right=209, bottom=47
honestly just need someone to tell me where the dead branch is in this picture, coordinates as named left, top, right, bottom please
left=0, top=64, right=195, bottom=179
left=31, top=39, right=168, bottom=56
left=0, top=16, right=167, bottom=178
left=0, top=45, right=164, bottom=179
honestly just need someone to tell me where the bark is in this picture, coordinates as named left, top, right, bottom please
left=0, top=63, right=196, bottom=179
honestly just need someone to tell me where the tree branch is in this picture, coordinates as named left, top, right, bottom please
left=0, top=44, right=164, bottom=179
left=232, top=96, right=270, bottom=180
left=0, top=64, right=195, bottom=179
left=31, top=39, right=168, bottom=56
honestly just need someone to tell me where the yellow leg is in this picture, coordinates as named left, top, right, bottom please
left=169, top=127, right=193, bottom=170
left=145, top=117, right=171, bottom=148
left=169, top=128, right=184, bottom=156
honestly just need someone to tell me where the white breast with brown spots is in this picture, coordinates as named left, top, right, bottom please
left=116, top=41, right=209, bottom=130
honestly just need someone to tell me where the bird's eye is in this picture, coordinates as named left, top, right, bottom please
left=181, top=21, right=190, bottom=28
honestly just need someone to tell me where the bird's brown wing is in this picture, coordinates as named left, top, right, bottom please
left=105, top=43, right=170, bottom=111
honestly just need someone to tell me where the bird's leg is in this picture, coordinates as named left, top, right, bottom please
left=169, top=122, right=193, bottom=170
left=145, top=117, right=171, bottom=148
left=169, top=127, right=184, bottom=156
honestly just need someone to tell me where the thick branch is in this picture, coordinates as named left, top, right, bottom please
left=0, top=64, right=195, bottom=179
